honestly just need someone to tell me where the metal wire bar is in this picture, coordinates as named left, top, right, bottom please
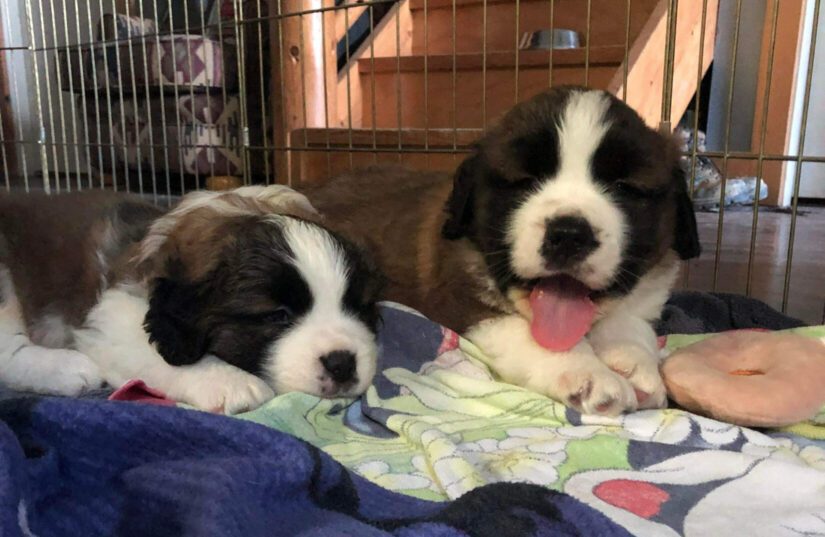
left=783, top=0, right=821, bottom=312
left=451, top=0, right=457, bottom=154
left=37, top=0, right=63, bottom=191
left=690, top=152, right=825, bottom=163
left=46, top=0, right=79, bottom=190
left=514, top=0, right=520, bottom=104
left=0, top=139, right=477, bottom=154
left=181, top=0, right=203, bottom=189
left=121, top=0, right=145, bottom=195
left=343, top=2, right=353, bottom=172
left=482, top=0, right=487, bottom=128
left=197, top=0, right=217, bottom=187
left=682, top=0, right=710, bottom=289
left=165, top=0, right=187, bottom=194
left=110, top=0, right=133, bottom=192
left=321, top=0, right=332, bottom=177
left=423, top=0, right=429, bottom=160
left=255, top=0, right=272, bottom=184
left=298, top=13, right=309, bottom=153
left=275, top=0, right=292, bottom=184
left=622, top=0, right=631, bottom=101
left=69, top=0, right=96, bottom=190
left=0, top=51, right=10, bottom=189
left=745, top=0, right=781, bottom=296
left=660, top=0, right=679, bottom=131
left=5, top=135, right=825, bottom=164
left=687, top=0, right=711, bottom=199
left=547, top=0, right=554, bottom=88
left=58, top=0, right=83, bottom=190
left=83, top=0, right=105, bottom=188
left=395, top=1, right=402, bottom=161
left=23, top=0, right=52, bottom=193
left=584, top=0, right=591, bottom=86
left=7, top=9, right=32, bottom=191
left=133, top=0, right=160, bottom=200
left=369, top=4, right=377, bottom=164
left=234, top=0, right=253, bottom=184
left=713, top=0, right=744, bottom=291
left=148, top=0, right=172, bottom=203
left=215, top=0, right=234, bottom=187
left=95, top=0, right=117, bottom=190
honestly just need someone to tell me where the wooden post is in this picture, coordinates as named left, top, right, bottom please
left=271, top=0, right=337, bottom=185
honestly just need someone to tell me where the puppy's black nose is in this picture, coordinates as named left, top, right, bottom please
left=542, top=216, right=600, bottom=268
left=320, top=351, right=357, bottom=384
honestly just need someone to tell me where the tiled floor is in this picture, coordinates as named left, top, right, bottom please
left=682, top=204, right=825, bottom=325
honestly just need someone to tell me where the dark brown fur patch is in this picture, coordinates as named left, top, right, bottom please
left=0, top=191, right=162, bottom=334
left=301, top=166, right=500, bottom=333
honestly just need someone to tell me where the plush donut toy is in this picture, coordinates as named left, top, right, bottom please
left=661, top=330, right=825, bottom=427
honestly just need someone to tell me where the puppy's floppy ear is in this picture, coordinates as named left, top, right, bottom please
left=671, top=164, right=701, bottom=260
left=144, top=272, right=210, bottom=366
left=442, top=152, right=480, bottom=240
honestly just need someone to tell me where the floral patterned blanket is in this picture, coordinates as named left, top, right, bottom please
left=239, top=304, right=825, bottom=537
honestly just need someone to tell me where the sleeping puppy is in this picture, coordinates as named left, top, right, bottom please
left=0, top=186, right=383, bottom=413
left=302, top=86, right=700, bottom=416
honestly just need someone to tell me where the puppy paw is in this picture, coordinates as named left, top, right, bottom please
left=13, top=347, right=103, bottom=396
left=598, top=343, right=667, bottom=410
left=555, top=362, right=638, bottom=416
left=55, top=350, right=105, bottom=395
left=172, top=361, right=275, bottom=415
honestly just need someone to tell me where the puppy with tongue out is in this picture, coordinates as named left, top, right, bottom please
left=304, top=87, right=700, bottom=417
left=529, top=275, right=597, bottom=352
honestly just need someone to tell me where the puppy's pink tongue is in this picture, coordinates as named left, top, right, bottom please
left=529, top=276, right=596, bottom=351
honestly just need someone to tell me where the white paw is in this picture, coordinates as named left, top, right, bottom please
left=170, top=359, right=275, bottom=415
left=13, top=347, right=103, bottom=396
left=553, top=361, right=638, bottom=416
left=597, top=343, right=667, bottom=410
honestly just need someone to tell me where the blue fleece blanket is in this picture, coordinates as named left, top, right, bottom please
left=0, top=396, right=629, bottom=537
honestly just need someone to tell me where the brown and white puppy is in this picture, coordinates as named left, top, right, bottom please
left=0, top=186, right=383, bottom=413
left=302, top=87, right=700, bottom=416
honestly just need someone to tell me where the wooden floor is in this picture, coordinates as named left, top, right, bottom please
left=682, top=204, right=825, bottom=325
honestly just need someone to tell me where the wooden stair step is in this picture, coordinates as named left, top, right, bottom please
left=407, top=0, right=660, bottom=55
left=357, top=46, right=625, bottom=74
left=355, top=48, right=622, bottom=129
left=293, top=127, right=482, bottom=147
left=290, top=127, right=481, bottom=184
left=410, top=0, right=543, bottom=9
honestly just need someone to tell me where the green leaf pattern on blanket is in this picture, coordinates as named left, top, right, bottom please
left=239, top=322, right=825, bottom=536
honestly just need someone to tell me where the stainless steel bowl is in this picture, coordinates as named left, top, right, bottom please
left=521, top=29, right=581, bottom=50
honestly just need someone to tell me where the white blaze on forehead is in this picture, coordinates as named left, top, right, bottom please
left=556, top=90, right=611, bottom=182
left=507, top=89, right=627, bottom=289
left=278, top=217, right=350, bottom=308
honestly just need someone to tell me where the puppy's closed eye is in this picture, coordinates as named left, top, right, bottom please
left=254, top=307, right=294, bottom=324
left=491, top=173, right=538, bottom=189
left=232, top=306, right=294, bottom=325
left=610, top=180, right=667, bottom=199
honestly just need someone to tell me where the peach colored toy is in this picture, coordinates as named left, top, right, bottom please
left=661, top=331, right=825, bottom=427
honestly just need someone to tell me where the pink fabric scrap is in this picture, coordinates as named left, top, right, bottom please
left=438, top=328, right=461, bottom=355
left=108, top=379, right=177, bottom=407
